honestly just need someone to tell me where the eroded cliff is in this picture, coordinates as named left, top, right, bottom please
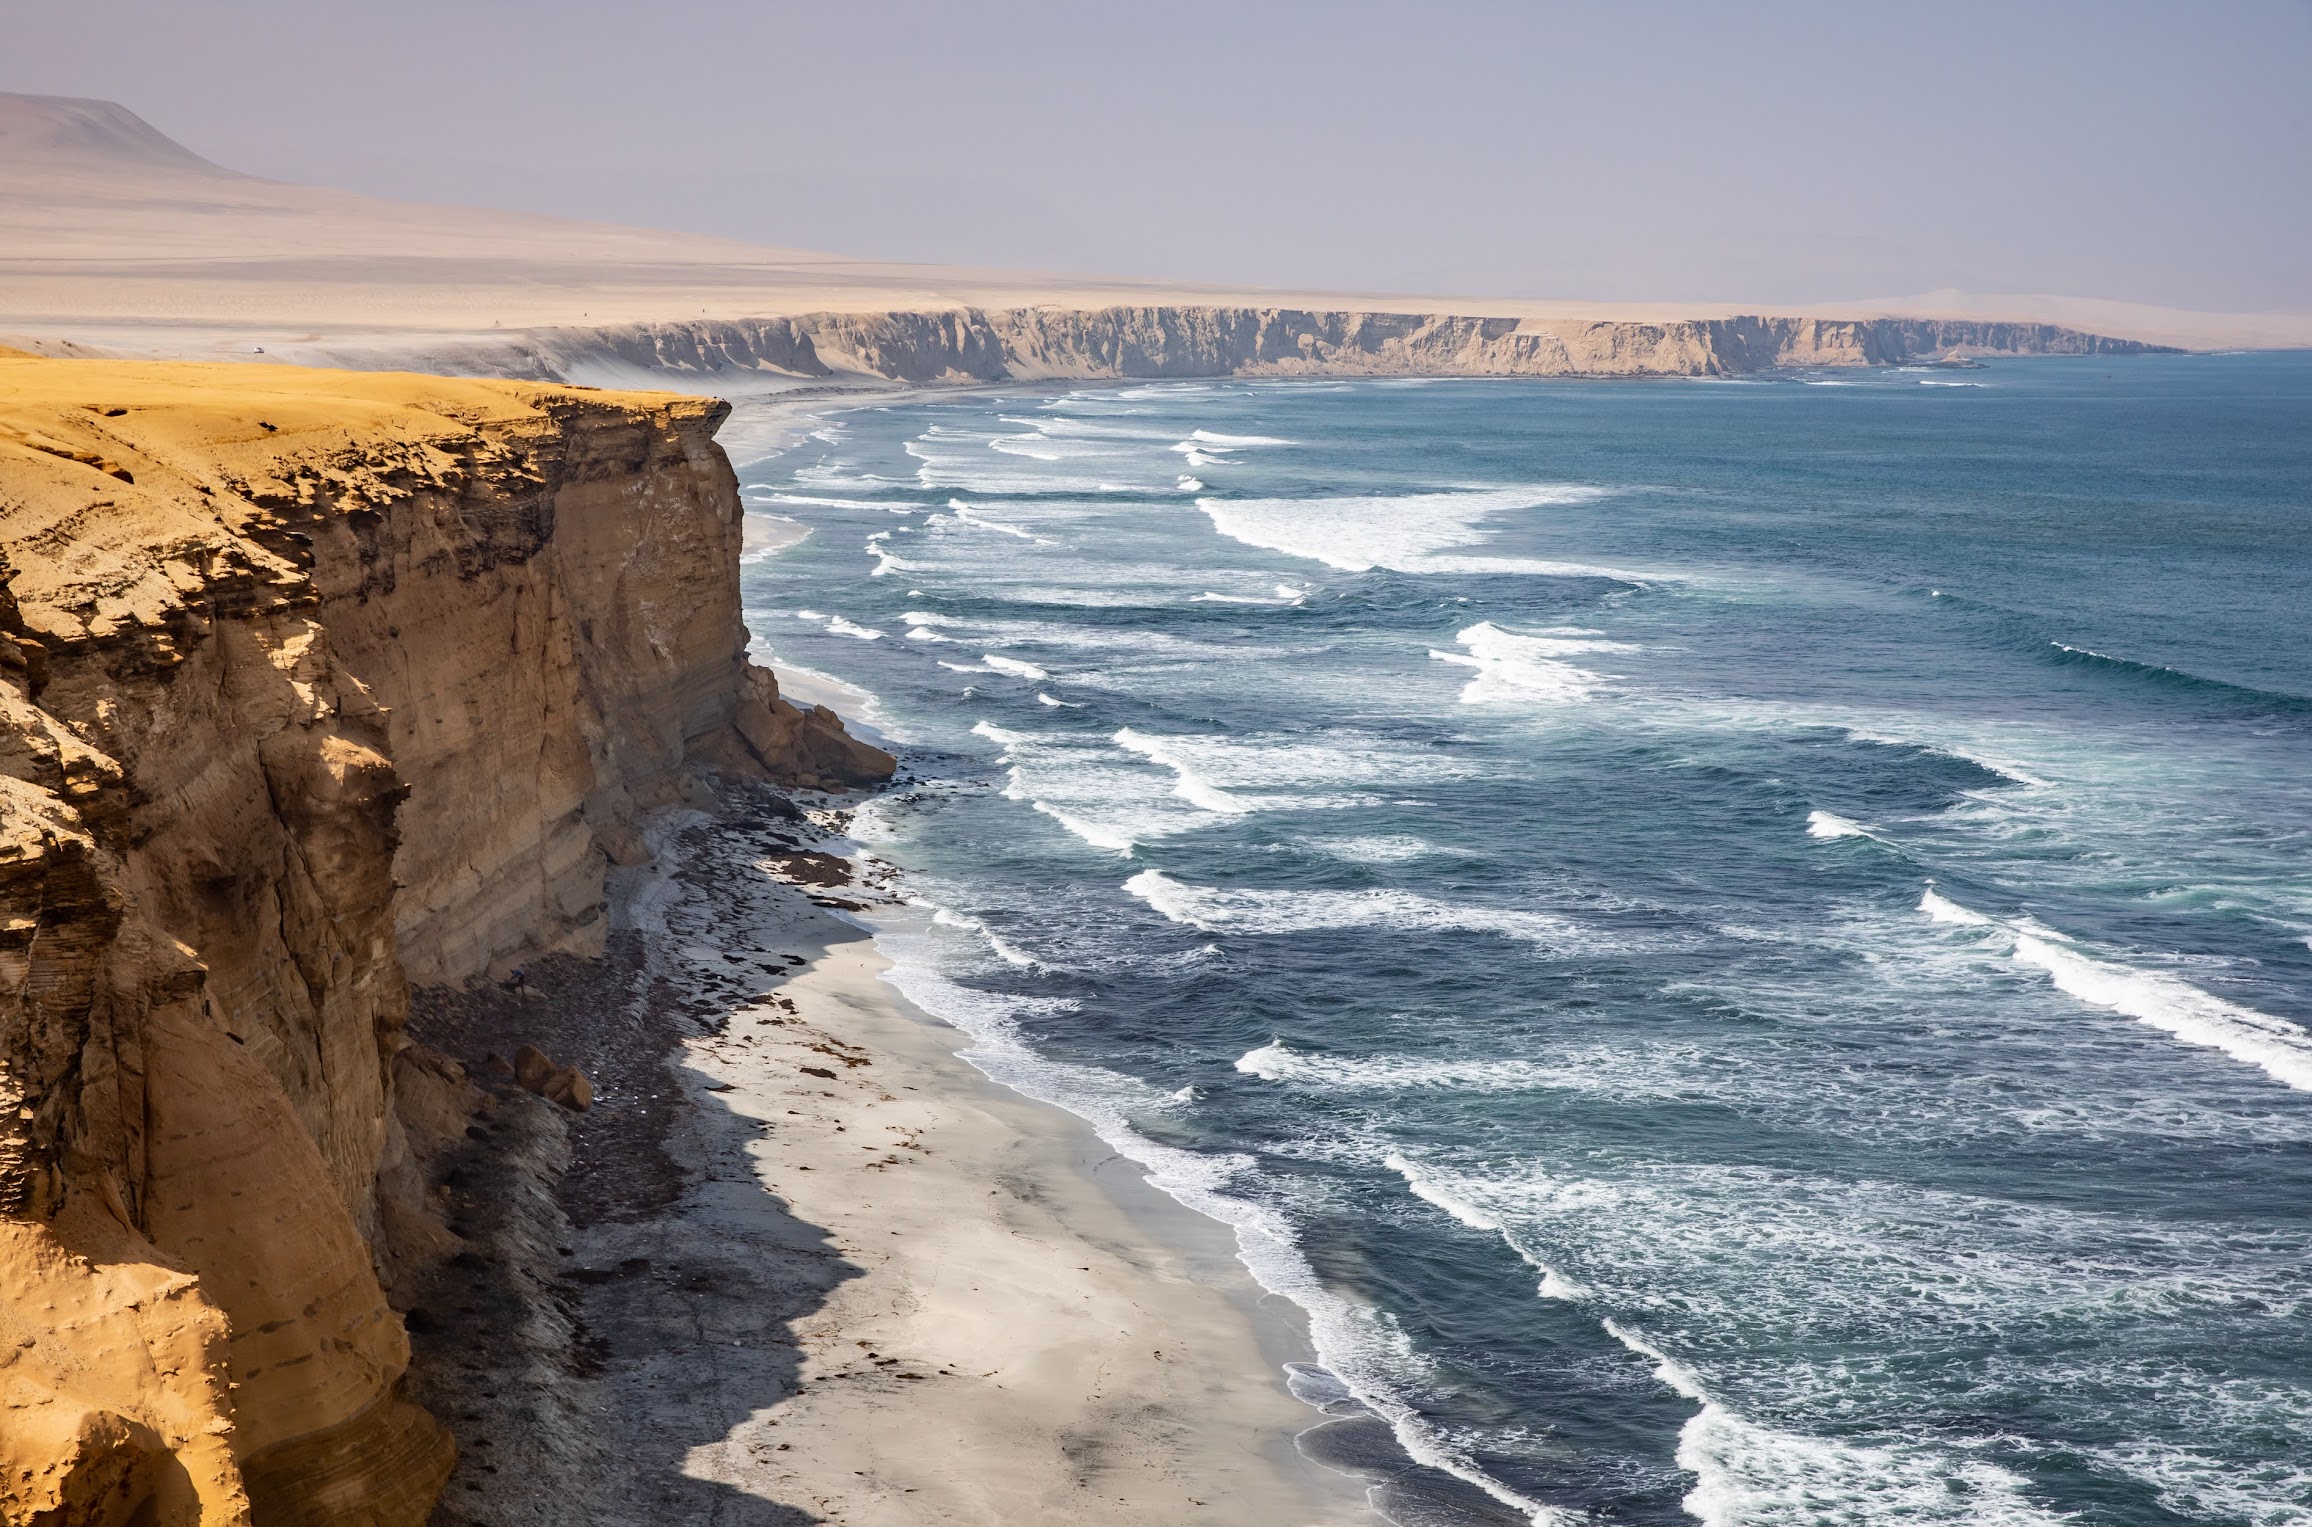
left=0, top=354, right=890, bottom=1524
left=393, top=304, right=2173, bottom=388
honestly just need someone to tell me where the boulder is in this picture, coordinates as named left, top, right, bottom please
left=512, top=1043, right=592, bottom=1112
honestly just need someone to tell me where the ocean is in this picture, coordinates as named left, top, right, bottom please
left=730, top=353, right=2312, bottom=1527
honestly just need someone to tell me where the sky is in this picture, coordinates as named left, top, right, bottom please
left=4, top=0, right=2308, bottom=312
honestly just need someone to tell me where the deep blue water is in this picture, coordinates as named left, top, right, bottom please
left=730, top=354, right=2312, bottom=1527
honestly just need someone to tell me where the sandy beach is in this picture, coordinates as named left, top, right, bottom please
left=403, top=785, right=1375, bottom=1525
left=3, top=37, right=2300, bottom=1524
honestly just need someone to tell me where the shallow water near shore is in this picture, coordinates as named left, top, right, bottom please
left=732, top=354, right=2312, bottom=1526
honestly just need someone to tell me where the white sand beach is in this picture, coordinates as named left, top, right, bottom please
left=406, top=795, right=1376, bottom=1524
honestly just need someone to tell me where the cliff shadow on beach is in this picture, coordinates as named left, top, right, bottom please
left=402, top=792, right=883, bottom=1525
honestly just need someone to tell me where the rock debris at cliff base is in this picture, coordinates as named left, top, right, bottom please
left=395, top=798, right=1362, bottom=1526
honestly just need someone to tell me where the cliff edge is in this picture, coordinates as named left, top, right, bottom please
left=0, top=353, right=889, bottom=1524
left=234, top=306, right=2179, bottom=398
left=451, top=306, right=2173, bottom=389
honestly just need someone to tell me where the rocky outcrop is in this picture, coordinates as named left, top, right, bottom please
left=419, top=304, right=2173, bottom=388
left=0, top=355, right=888, bottom=1524
left=722, top=666, right=897, bottom=795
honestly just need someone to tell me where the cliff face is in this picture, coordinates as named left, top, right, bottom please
left=423, top=304, right=2173, bottom=388
left=0, top=356, right=890, bottom=1524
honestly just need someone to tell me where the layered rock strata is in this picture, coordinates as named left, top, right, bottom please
left=0, top=354, right=889, bottom=1524
left=385, top=305, right=2173, bottom=387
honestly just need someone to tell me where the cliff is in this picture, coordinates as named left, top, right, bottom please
left=381, top=305, right=2175, bottom=389
left=0, top=354, right=890, bottom=1524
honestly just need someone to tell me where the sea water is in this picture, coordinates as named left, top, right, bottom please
left=732, top=355, right=2312, bottom=1526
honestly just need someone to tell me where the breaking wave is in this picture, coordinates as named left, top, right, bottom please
left=1920, top=888, right=2312, bottom=1092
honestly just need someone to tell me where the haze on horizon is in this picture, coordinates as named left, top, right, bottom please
left=2, top=0, right=2307, bottom=316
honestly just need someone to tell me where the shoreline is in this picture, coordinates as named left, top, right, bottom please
left=407, top=786, right=1378, bottom=1523
left=720, top=383, right=1547, bottom=1527
left=705, top=906, right=1371, bottom=1524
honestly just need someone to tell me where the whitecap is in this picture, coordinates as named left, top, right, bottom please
left=1031, top=801, right=1136, bottom=855
left=1122, top=729, right=1478, bottom=798
left=1109, top=382, right=1215, bottom=400
left=928, top=905, right=1042, bottom=967
left=1317, top=835, right=1434, bottom=863
left=826, top=616, right=884, bottom=641
left=1805, top=810, right=1874, bottom=840
left=1198, top=486, right=1649, bottom=579
left=967, top=722, right=1213, bottom=854
left=947, top=501, right=1049, bottom=542
left=762, top=492, right=919, bottom=511
left=1384, top=1151, right=1604, bottom=1306
left=2011, top=933, right=2312, bottom=1093
left=1602, top=1320, right=2067, bottom=1527
left=906, top=431, right=1167, bottom=496
left=790, top=459, right=904, bottom=485
left=1840, top=728, right=2052, bottom=789
left=1918, top=888, right=2312, bottom=1091
left=1919, top=886, right=1995, bottom=926
left=1187, top=428, right=1294, bottom=447
left=986, top=435, right=1069, bottom=462
left=981, top=653, right=1049, bottom=680
left=1126, top=869, right=1589, bottom=949
left=1000, top=414, right=1175, bottom=442
left=2084, top=1436, right=2312, bottom=1527
left=1432, top=621, right=1630, bottom=705
left=1236, top=1040, right=1641, bottom=1099
left=1113, top=728, right=1252, bottom=815
left=1381, top=1149, right=1503, bottom=1232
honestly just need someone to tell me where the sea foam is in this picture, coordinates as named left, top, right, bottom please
left=1804, top=810, right=1872, bottom=840
left=1432, top=621, right=1631, bottom=705
left=873, top=917, right=1573, bottom=1526
left=1197, top=485, right=1642, bottom=578
left=1113, top=728, right=1251, bottom=815
left=1920, top=888, right=2312, bottom=1091
left=980, top=653, right=1049, bottom=680
left=947, top=501, right=1049, bottom=541
left=1127, top=869, right=1589, bottom=949
left=1602, top=1319, right=2066, bottom=1527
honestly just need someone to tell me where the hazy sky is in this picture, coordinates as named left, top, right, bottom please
left=5, top=1, right=2308, bottom=311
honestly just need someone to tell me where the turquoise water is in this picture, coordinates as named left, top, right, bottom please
left=732, top=354, right=2312, bottom=1526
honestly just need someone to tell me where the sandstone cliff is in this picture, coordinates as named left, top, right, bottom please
left=0, top=355, right=891, bottom=1524
left=385, top=304, right=2173, bottom=389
